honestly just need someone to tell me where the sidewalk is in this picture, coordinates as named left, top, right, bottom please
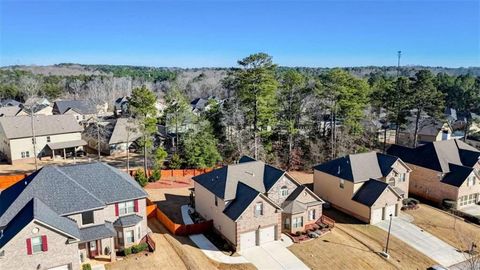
left=180, top=205, right=249, bottom=264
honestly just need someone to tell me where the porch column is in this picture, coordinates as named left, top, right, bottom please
left=63, top=148, right=66, bottom=159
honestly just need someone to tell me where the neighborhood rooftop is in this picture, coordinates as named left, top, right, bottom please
left=54, top=100, right=96, bottom=114
left=0, top=115, right=83, bottom=139
left=313, top=152, right=401, bottom=183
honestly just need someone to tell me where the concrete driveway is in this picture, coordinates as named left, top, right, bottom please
left=376, top=216, right=466, bottom=267
left=460, top=204, right=480, bottom=217
left=239, top=241, right=310, bottom=270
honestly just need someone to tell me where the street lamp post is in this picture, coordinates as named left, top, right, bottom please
left=385, top=213, right=393, bottom=254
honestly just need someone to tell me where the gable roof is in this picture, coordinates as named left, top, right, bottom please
left=54, top=100, right=96, bottom=115
left=193, top=156, right=285, bottom=221
left=0, top=198, right=80, bottom=249
left=0, top=106, right=22, bottom=117
left=441, top=164, right=474, bottom=187
left=313, top=152, right=400, bottom=183
left=352, top=179, right=400, bottom=207
left=0, top=99, right=22, bottom=107
left=0, top=162, right=147, bottom=229
left=282, top=186, right=324, bottom=214
left=387, top=139, right=480, bottom=173
left=108, top=118, right=142, bottom=144
left=0, top=115, right=83, bottom=139
left=193, top=156, right=285, bottom=200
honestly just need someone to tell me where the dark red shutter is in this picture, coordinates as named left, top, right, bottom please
left=41, top=235, right=48, bottom=251
left=26, top=238, right=32, bottom=255
left=115, top=203, right=119, bottom=216
left=134, top=200, right=138, bottom=212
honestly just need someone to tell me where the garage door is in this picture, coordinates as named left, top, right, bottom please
left=371, top=208, right=383, bottom=224
left=259, top=226, right=275, bottom=245
left=239, top=230, right=256, bottom=250
left=47, top=264, right=70, bottom=270
left=384, top=204, right=397, bottom=219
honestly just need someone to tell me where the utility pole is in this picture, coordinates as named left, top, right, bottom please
left=397, top=51, right=402, bottom=77
left=380, top=213, right=393, bottom=259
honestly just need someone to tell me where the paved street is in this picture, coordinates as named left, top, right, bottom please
left=376, top=216, right=466, bottom=267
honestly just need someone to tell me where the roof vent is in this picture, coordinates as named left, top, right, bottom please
left=337, top=166, right=341, bottom=175
left=245, top=171, right=254, bottom=177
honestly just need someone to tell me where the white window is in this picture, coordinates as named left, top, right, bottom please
left=31, top=236, right=43, bottom=253
left=21, top=151, right=30, bottom=158
left=308, top=209, right=316, bottom=221
left=467, top=176, right=476, bottom=187
left=137, top=226, right=141, bottom=240
left=0, top=250, right=4, bottom=257
left=339, top=179, right=345, bottom=189
left=214, top=196, right=218, bottom=206
left=119, top=201, right=135, bottom=215
left=293, top=217, right=303, bottom=228
left=399, top=173, right=406, bottom=182
left=280, top=186, right=289, bottom=197
left=125, top=230, right=134, bottom=244
left=46, top=136, right=51, bottom=143
left=76, top=115, right=79, bottom=120
left=254, top=202, right=263, bottom=217
left=81, top=211, right=94, bottom=225
left=284, top=218, right=290, bottom=229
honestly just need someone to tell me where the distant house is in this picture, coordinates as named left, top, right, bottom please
left=387, top=140, right=480, bottom=209
left=0, top=162, right=149, bottom=270
left=53, top=100, right=97, bottom=123
left=397, top=118, right=453, bottom=147
left=192, top=156, right=324, bottom=251
left=0, top=115, right=85, bottom=164
left=114, top=96, right=129, bottom=116
left=0, top=106, right=22, bottom=117
left=190, top=96, right=221, bottom=115
left=82, top=118, right=142, bottom=155
left=0, top=99, right=22, bottom=107
left=17, top=104, right=53, bottom=116
left=313, top=151, right=411, bottom=224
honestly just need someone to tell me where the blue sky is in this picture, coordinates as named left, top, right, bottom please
left=0, top=0, right=479, bottom=67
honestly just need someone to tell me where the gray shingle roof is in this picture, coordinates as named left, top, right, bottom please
left=441, top=164, right=474, bottom=187
left=109, top=118, right=142, bottom=144
left=0, top=198, right=81, bottom=249
left=352, top=179, right=394, bottom=207
left=113, top=214, right=143, bottom=228
left=0, top=115, right=83, bottom=139
left=47, top=139, right=87, bottom=150
left=0, top=162, right=147, bottom=231
left=281, top=186, right=324, bottom=214
left=79, top=222, right=116, bottom=243
left=387, top=139, right=480, bottom=173
left=0, top=106, right=21, bottom=117
left=193, top=157, right=285, bottom=200
left=314, top=152, right=399, bottom=183
left=222, top=182, right=262, bottom=221
left=54, top=100, right=96, bottom=114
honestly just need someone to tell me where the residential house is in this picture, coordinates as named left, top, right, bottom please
left=192, top=156, right=324, bottom=251
left=0, top=99, right=22, bottom=107
left=387, top=139, right=480, bottom=209
left=397, top=118, right=453, bottom=147
left=82, top=118, right=142, bottom=155
left=53, top=100, right=97, bottom=123
left=17, top=104, right=54, bottom=116
left=0, top=115, right=85, bottom=164
left=114, top=96, right=129, bottom=117
left=313, top=152, right=411, bottom=224
left=0, top=162, right=149, bottom=270
left=190, top=96, right=221, bottom=115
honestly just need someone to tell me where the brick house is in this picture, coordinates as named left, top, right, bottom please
left=192, top=156, right=324, bottom=251
left=313, top=152, right=411, bottom=224
left=0, top=162, right=149, bottom=270
left=387, top=139, right=480, bottom=209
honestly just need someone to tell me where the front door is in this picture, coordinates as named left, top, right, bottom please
left=88, top=240, right=98, bottom=258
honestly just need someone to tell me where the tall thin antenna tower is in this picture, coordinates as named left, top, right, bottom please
left=397, top=50, right=402, bottom=77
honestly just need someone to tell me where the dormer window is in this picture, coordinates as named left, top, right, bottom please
left=214, top=196, right=218, bottom=206
left=280, top=186, right=289, bottom=197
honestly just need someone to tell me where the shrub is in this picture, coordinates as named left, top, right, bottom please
left=82, top=264, right=92, bottom=270
left=123, top=247, right=132, bottom=256
left=149, top=168, right=161, bottom=182
left=134, top=169, right=148, bottom=187
left=130, top=242, right=149, bottom=254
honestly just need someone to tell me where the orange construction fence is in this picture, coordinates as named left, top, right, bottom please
left=128, top=168, right=213, bottom=178
left=0, top=174, right=28, bottom=189
left=146, top=198, right=212, bottom=236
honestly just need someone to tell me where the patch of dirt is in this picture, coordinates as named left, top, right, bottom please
left=146, top=188, right=191, bottom=224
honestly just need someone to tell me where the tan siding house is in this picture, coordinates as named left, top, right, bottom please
left=387, top=139, right=480, bottom=209
left=192, top=156, right=324, bottom=251
left=313, top=152, right=410, bottom=224
left=0, top=115, right=86, bottom=164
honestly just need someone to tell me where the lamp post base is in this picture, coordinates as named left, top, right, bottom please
left=379, top=251, right=390, bottom=259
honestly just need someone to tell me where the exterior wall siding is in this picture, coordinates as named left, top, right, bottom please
left=194, top=183, right=236, bottom=245
left=407, top=164, right=459, bottom=204
left=0, top=221, right=80, bottom=270
left=266, top=174, right=299, bottom=206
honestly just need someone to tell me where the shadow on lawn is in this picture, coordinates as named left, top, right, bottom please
left=154, top=193, right=190, bottom=224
